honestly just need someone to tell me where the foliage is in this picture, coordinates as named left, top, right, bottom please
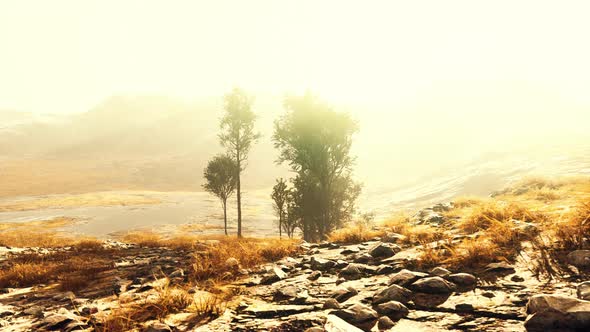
left=203, top=154, right=238, bottom=235
left=273, top=93, right=361, bottom=241
left=219, top=88, right=260, bottom=237
left=271, top=178, right=290, bottom=238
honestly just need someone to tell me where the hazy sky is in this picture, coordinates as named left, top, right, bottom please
left=1, top=0, right=590, bottom=116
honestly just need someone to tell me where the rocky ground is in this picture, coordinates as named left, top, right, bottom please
left=1, top=201, right=589, bottom=331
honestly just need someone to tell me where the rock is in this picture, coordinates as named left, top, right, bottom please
left=382, top=232, right=406, bottom=244
left=331, top=286, right=358, bottom=303
left=389, top=269, right=429, bottom=287
left=308, top=271, right=322, bottom=281
left=332, top=303, right=378, bottom=331
left=578, top=281, right=590, bottom=301
left=369, top=242, right=401, bottom=258
left=377, top=316, right=396, bottom=330
left=311, top=257, right=336, bottom=271
left=446, top=273, right=477, bottom=288
left=410, top=277, right=456, bottom=294
left=525, top=294, right=590, bottom=331
left=568, top=250, right=590, bottom=268
left=484, top=262, right=516, bottom=273
left=144, top=322, right=172, bottom=332
left=354, top=253, right=373, bottom=264
left=325, top=314, right=364, bottom=332
left=36, top=313, right=84, bottom=331
left=323, top=298, right=342, bottom=309
left=339, top=263, right=363, bottom=280
left=24, top=306, right=44, bottom=317
left=341, top=247, right=360, bottom=255
left=274, top=285, right=308, bottom=303
left=372, top=284, right=412, bottom=305
left=225, top=257, right=240, bottom=270
left=375, top=300, right=409, bottom=320
left=375, top=264, right=397, bottom=275
left=430, top=267, right=451, bottom=277
left=511, top=275, right=525, bottom=282
left=169, top=269, right=184, bottom=278
left=261, top=266, right=288, bottom=284
left=305, top=328, right=324, bottom=332
left=455, top=303, right=475, bottom=312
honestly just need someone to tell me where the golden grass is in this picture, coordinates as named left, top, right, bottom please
left=0, top=241, right=114, bottom=289
left=551, top=199, right=590, bottom=251
left=458, top=201, right=548, bottom=234
left=191, top=237, right=301, bottom=283
left=96, top=280, right=225, bottom=331
left=328, top=224, right=381, bottom=244
left=0, top=192, right=161, bottom=212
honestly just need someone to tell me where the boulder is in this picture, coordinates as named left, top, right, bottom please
left=430, top=267, right=451, bottom=277
left=578, top=282, right=590, bottom=301
left=144, top=322, right=172, bottom=332
left=446, top=273, right=477, bottom=288
left=323, top=298, right=342, bottom=309
left=325, top=314, right=364, bottom=332
left=311, top=257, right=337, bottom=271
left=525, top=294, right=590, bottom=331
left=389, top=269, right=428, bottom=287
left=331, top=286, right=359, bottom=303
left=484, top=262, right=516, bottom=274
left=261, top=266, right=287, bottom=284
left=332, top=303, right=378, bottom=331
left=377, top=316, right=396, bottom=330
left=568, top=250, right=590, bottom=268
left=369, top=242, right=401, bottom=258
left=339, top=264, right=363, bottom=280
left=372, top=284, right=412, bottom=305
left=375, top=300, right=409, bottom=320
left=410, top=277, right=456, bottom=294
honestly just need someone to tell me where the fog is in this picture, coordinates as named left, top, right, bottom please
left=1, top=0, right=590, bottom=203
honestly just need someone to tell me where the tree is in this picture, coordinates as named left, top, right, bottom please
left=219, top=88, right=260, bottom=238
left=273, top=93, right=360, bottom=241
left=271, top=178, right=290, bottom=238
left=202, top=154, right=237, bottom=235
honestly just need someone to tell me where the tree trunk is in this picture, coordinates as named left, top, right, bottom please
left=279, top=212, right=282, bottom=239
left=223, top=199, right=228, bottom=236
left=236, top=150, right=242, bottom=238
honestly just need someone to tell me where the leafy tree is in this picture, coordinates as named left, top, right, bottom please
left=282, top=198, right=300, bottom=238
left=203, top=154, right=237, bottom=235
left=271, top=178, right=290, bottom=238
left=219, top=88, right=260, bottom=237
left=273, top=93, right=360, bottom=241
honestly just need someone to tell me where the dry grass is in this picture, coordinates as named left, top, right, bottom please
left=119, top=231, right=205, bottom=250
left=0, top=241, right=114, bottom=290
left=328, top=224, right=381, bottom=244
left=0, top=192, right=161, bottom=212
left=551, top=200, right=590, bottom=251
left=458, top=201, right=548, bottom=234
left=191, top=237, right=301, bottom=282
left=96, top=280, right=225, bottom=331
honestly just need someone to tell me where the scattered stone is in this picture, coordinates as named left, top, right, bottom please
left=372, top=284, right=412, bottom=305
left=354, top=253, right=373, bottom=264
left=410, top=277, right=456, bottom=294
left=261, top=266, right=288, bottom=284
left=323, top=298, right=342, bottom=309
left=455, top=303, right=475, bottom=312
left=24, top=306, right=44, bottom=317
left=484, top=262, right=516, bottom=273
left=375, top=264, right=397, bottom=275
left=446, top=273, right=477, bottom=288
left=369, top=242, right=401, bottom=258
left=389, top=269, right=428, bottom=287
left=339, top=263, right=363, bottom=280
left=325, top=314, right=363, bottom=332
left=382, top=232, right=406, bottom=244
left=375, top=300, right=409, bottom=320
left=377, top=316, right=396, bottom=330
left=525, top=294, right=590, bottom=331
left=332, top=286, right=358, bottom=303
left=311, top=257, right=336, bottom=271
left=308, top=271, right=322, bottom=281
left=430, top=267, right=451, bottom=277
left=511, top=275, right=525, bottom=282
left=341, top=247, right=360, bottom=255
left=577, top=281, right=590, bottom=301
left=332, top=303, right=378, bottom=331
left=567, top=250, right=590, bottom=268
left=144, top=322, right=172, bottom=332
